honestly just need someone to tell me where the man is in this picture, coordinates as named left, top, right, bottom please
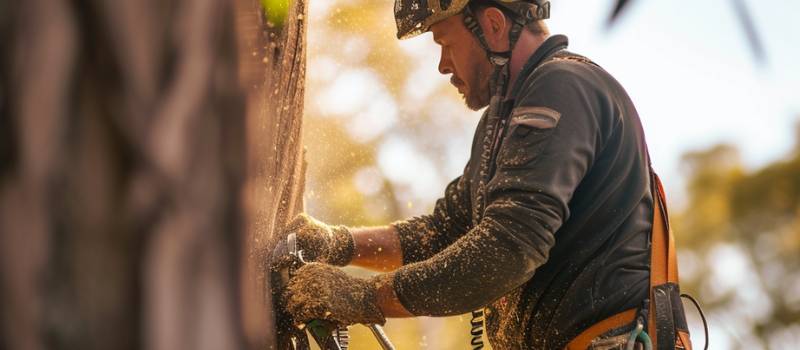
left=280, top=1, right=680, bottom=348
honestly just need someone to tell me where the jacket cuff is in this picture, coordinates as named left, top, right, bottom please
left=325, top=225, right=355, bottom=266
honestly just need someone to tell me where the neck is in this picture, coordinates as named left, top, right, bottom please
left=506, top=32, right=548, bottom=98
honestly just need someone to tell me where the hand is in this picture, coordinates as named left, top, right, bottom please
left=282, top=213, right=355, bottom=266
left=284, top=263, right=386, bottom=326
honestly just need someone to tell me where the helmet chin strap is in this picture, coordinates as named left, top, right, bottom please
left=462, top=5, right=523, bottom=106
left=462, top=4, right=527, bottom=227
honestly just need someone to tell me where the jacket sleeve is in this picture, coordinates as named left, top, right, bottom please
left=391, top=168, right=473, bottom=265
left=392, top=62, right=606, bottom=316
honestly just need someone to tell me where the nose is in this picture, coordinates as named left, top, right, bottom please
left=438, top=47, right=453, bottom=75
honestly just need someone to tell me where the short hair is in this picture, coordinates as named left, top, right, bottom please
left=467, top=0, right=550, bottom=36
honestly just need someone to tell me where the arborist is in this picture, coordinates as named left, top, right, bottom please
left=279, top=0, right=695, bottom=348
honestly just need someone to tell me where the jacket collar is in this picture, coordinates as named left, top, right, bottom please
left=508, top=34, right=569, bottom=99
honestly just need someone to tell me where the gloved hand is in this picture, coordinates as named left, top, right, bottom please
left=283, top=213, right=355, bottom=266
left=284, top=262, right=386, bottom=326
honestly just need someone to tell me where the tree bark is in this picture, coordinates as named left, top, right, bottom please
left=236, top=0, right=308, bottom=348
left=0, top=0, right=307, bottom=349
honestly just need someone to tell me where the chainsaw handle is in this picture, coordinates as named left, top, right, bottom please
left=368, top=324, right=396, bottom=350
left=280, top=233, right=394, bottom=350
left=307, top=320, right=345, bottom=350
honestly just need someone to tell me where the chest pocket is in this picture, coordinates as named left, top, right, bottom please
left=497, top=106, right=561, bottom=168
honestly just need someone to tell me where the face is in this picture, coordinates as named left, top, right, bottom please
left=430, top=14, right=493, bottom=111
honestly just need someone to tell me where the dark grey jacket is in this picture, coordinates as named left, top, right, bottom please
left=391, top=35, right=653, bottom=349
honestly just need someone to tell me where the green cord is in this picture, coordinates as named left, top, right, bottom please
left=625, top=318, right=653, bottom=350
left=637, top=331, right=653, bottom=350
left=626, top=322, right=643, bottom=350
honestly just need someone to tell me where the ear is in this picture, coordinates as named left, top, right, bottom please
left=478, top=7, right=509, bottom=52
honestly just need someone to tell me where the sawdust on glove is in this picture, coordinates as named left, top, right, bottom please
left=284, top=213, right=354, bottom=266
left=284, top=263, right=386, bottom=326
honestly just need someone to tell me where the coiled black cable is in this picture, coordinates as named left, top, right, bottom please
left=470, top=309, right=486, bottom=349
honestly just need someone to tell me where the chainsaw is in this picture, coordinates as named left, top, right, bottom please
left=271, top=233, right=396, bottom=350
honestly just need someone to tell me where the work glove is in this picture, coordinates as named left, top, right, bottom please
left=282, top=213, right=355, bottom=266
left=284, top=262, right=386, bottom=326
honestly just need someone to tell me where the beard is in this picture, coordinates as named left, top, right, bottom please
left=456, top=60, right=492, bottom=111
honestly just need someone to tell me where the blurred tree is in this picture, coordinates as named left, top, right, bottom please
left=0, top=0, right=309, bottom=349
left=674, top=125, right=800, bottom=348
left=675, top=144, right=744, bottom=248
left=0, top=0, right=246, bottom=349
left=301, top=1, right=487, bottom=348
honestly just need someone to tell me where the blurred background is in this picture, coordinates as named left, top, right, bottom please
left=300, top=0, right=800, bottom=348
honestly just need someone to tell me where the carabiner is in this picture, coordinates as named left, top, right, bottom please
left=625, top=317, right=652, bottom=350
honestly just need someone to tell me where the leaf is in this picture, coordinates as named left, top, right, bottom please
left=608, top=0, right=631, bottom=25
left=730, top=0, right=767, bottom=63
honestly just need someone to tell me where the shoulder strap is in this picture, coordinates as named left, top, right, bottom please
left=649, top=170, right=680, bottom=286
left=649, top=170, right=690, bottom=350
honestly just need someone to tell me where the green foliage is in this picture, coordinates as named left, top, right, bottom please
left=730, top=153, right=800, bottom=228
left=674, top=144, right=743, bottom=248
left=674, top=130, right=800, bottom=348
left=261, top=0, right=289, bottom=28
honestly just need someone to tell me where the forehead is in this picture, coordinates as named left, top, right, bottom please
left=430, top=14, right=466, bottom=41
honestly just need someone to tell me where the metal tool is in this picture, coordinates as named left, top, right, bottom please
left=274, top=233, right=396, bottom=350
left=369, top=324, right=396, bottom=350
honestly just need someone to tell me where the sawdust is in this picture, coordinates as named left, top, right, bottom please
left=286, top=213, right=354, bottom=265
left=485, top=287, right=526, bottom=349
left=391, top=176, right=473, bottom=264
left=391, top=218, right=441, bottom=262
left=497, top=125, right=553, bottom=168
left=388, top=178, right=546, bottom=350
left=284, top=263, right=385, bottom=326
left=387, top=169, right=554, bottom=349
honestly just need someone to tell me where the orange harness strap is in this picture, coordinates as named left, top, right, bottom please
left=649, top=173, right=691, bottom=350
left=564, top=308, right=637, bottom=350
left=566, top=172, right=690, bottom=350
left=648, top=173, right=670, bottom=347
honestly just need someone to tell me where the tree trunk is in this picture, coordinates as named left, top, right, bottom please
left=0, top=0, right=307, bottom=349
left=236, top=0, right=308, bottom=348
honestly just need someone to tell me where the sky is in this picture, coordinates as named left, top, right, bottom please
left=544, top=0, right=800, bottom=205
